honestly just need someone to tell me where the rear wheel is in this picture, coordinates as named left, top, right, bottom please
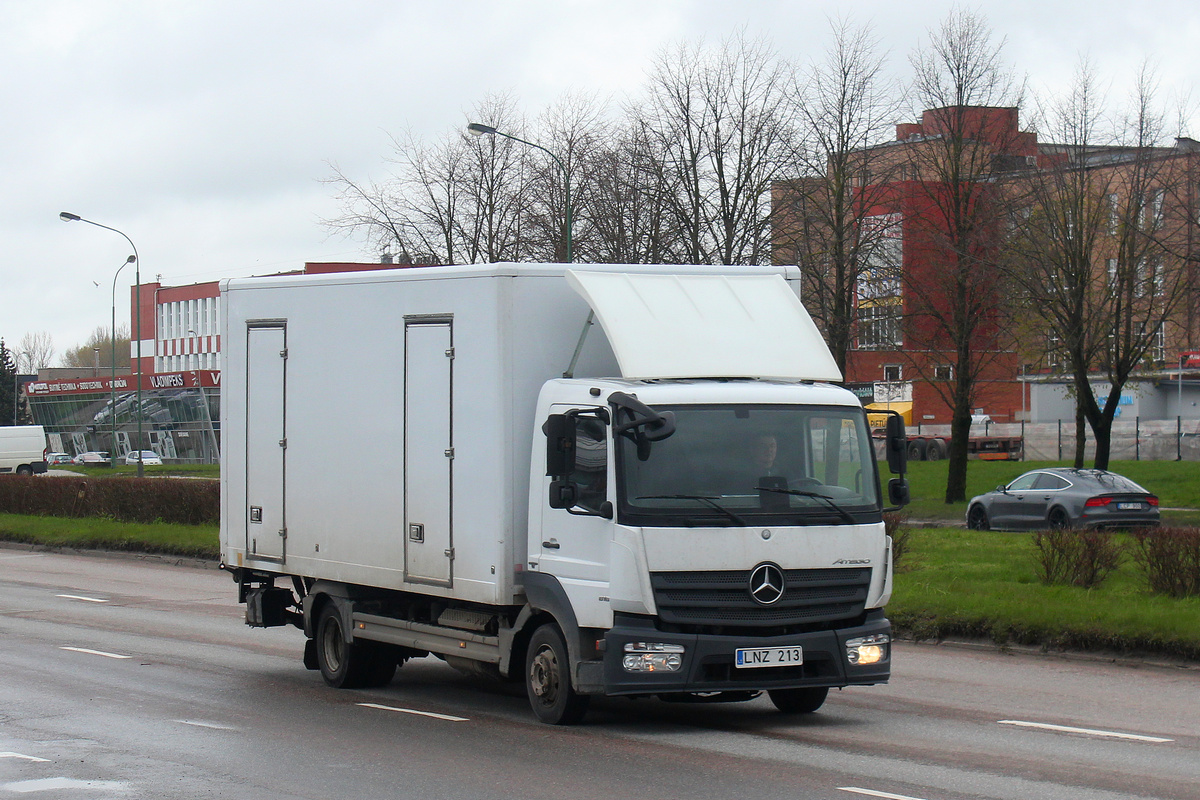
left=906, top=440, right=926, bottom=461
left=924, top=439, right=945, bottom=461
left=526, top=624, right=590, bottom=725
left=967, top=504, right=990, bottom=531
left=768, top=686, right=829, bottom=714
left=1048, top=506, right=1071, bottom=529
left=315, top=603, right=390, bottom=689
left=15, top=465, right=33, bottom=476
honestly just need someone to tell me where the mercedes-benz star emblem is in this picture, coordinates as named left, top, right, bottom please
left=749, top=562, right=785, bottom=605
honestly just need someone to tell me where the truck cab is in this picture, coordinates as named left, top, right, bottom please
left=524, top=377, right=897, bottom=722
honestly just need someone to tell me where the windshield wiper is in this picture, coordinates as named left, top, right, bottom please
left=755, top=486, right=856, bottom=524
left=636, top=495, right=747, bottom=526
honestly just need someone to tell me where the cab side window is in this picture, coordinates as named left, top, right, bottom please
left=570, top=416, right=608, bottom=513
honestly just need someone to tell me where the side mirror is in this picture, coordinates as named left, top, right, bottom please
left=548, top=478, right=577, bottom=510
left=888, top=478, right=910, bottom=507
left=885, top=414, right=907, bottom=475
left=997, top=484, right=1008, bottom=493
left=542, top=414, right=576, bottom=477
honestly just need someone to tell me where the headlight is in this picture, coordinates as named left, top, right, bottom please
left=845, top=633, right=890, bottom=666
left=622, top=642, right=685, bottom=672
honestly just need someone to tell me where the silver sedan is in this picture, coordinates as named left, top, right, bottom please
left=966, top=468, right=1159, bottom=531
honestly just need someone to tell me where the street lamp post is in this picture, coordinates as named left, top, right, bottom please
left=109, top=255, right=137, bottom=468
left=466, top=122, right=572, bottom=263
left=59, top=212, right=145, bottom=477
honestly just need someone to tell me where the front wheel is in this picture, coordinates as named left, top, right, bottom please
left=768, top=686, right=829, bottom=714
left=967, top=504, right=990, bottom=531
left=526, top=624, right=590, bottom=725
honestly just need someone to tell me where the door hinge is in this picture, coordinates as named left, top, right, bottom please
left=279, top=348, right=288, bottom=359
left=279, top=438, right=287, bottom=449
left=278, top=527, right=287, bottom=538
left=444, top=448, right=454, bottom=459
left=444, top=547, right=455, bottom=559
left=445, top=348, right=455, bottom=359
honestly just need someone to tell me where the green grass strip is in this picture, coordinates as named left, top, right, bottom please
left=0, top=512, right=218, bottom=559
left=891, top=527, right=1200, bottom=661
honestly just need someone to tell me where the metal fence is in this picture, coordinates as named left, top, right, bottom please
left=910, top=418, right=1200, bottom=462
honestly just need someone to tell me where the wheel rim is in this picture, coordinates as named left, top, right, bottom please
left=969, top=507, right=985, bottom=529
left=321, top=617, right=345, bottom=673
left=529, top=644, right=561, bottom=706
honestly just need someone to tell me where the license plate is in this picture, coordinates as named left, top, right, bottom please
left=734, top=646, right=803, bottom=668
left=1117, top=502, right=1143, bottom=510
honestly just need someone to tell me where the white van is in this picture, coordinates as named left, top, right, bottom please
left=0, top=425, right=49, bottom=475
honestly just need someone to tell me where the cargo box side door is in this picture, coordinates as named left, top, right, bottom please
left=404, top=317, right=453, bottom=587
left=245, top=323, right=287, bottom=563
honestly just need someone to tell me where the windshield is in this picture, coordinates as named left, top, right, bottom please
left=616, top=404, right=881, bottom=527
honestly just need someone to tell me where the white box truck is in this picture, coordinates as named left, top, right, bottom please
left=219, top=263, right=909, bottom=724
left=0, top=425, right=48, bottom=475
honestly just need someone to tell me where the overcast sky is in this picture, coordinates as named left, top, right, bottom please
left=4, top=0, right=1199, bottom=361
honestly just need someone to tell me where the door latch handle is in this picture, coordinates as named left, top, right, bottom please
left=541, top=540, right=560, bottom=549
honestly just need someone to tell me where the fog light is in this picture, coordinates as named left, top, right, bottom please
left=622, top=642, right=685, bottom=673
left=845, top=633, right=890, bottom=665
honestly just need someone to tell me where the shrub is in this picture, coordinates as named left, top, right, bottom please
left=0, top=475, right=218, bottom=526
left=1031, top=528, right=1124, bottom=588
left=1131, top=527, right=1200, bottom=598
left=885, top=511, right=912, bottom=567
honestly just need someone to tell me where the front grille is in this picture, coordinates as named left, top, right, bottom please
left=650, top=567, right=871, bottom=629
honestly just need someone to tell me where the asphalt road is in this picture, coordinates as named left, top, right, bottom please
left=1, top=546, right=1196, bottom=800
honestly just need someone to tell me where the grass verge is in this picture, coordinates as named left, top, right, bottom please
left=0, top=512, right=218, bottom=559
left=891, top=527, right=1200, bottom=661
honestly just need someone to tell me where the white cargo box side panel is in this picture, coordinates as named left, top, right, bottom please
left=221, top=266, right=616, bottom=606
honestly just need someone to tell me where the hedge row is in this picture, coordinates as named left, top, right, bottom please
left=0, top=475, right=218, bottom=525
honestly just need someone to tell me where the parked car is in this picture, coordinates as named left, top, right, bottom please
left=124, top=450, right=163, bottom=466
left=72, top=451, right=111, bottom=465
left=46, top=452, right=73, bottom=466
left=966, top=468, right=1159, bottom=531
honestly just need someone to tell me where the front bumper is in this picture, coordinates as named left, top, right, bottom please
left=599, top=611, right=891, bottom=696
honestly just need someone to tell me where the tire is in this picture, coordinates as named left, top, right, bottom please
left=924, top=439, right=945, bottom=461
left=16, top=465, right=33, bottom=476
left=1047, top=506, right=1071, bottom=530
left=315, top=603, right=378, bottom=689
left=906, top=440, right=926, bottom=461
left=967, top=504, right=990, bottom=531
left=525, top=624, right=590, bottom=725
left=768, top=686, right=829, bottom=714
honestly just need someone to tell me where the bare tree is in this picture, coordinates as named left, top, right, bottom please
left=324, top=94, right=531, bottom=264
left=1084, top=66, right=1195, bottom=468
left=638, top=32, right=796, bottom=265
left=1008, top=59, right=1115, bottom=466
left=774, top=17, right=902, bottom=375
left=905, top=9, right=1024, bottom=502
left=16, top=331, right=55, bottom=373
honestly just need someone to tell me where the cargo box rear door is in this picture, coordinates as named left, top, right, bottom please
left=245, top=323, right=287, bottom=563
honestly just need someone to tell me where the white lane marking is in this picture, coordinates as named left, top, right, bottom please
left=839, top=788, right=930, bottom=800
left=356, top=702, right=468, bottom=722
left=175, top=720, right=238, bottom=730
left=56, top=594, right=109, bottom=603
left=2, top=777, right=131, bottom=792
left=0, top=752, right=51, bottom=763
left=59, top=646, right=132, bottom=660
left=998, top=719, right=1173, bottom=743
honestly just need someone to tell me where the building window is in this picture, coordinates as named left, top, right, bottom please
left=855, top=213, right=904, bottom=350
left=933, top=365, right=953, bottom=381
left=1107, top=193, right=1119, bottom=235
left=883, top=364, right=902, bottom=382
